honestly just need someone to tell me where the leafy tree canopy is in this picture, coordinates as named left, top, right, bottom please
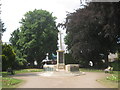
left=64, top=2, right=120, bottom=68
left=10, top=9, right=58, bottom=66
left=2, top=44, right=15, bottom=71
left=0, top=20, right=6, bottom=41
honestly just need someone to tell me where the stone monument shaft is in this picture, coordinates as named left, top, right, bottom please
left=59, top=31, right=63, bottom=50
left=56, top=31, right=65, bottom=70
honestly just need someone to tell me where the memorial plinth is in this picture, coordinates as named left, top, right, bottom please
left=66, top=64, right=79, bottom=72
left=56, top=50, right=65, bottom=70
left=43, top=64, right=56, bottom=71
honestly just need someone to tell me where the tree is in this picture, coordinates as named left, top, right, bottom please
left=0, top=15, right=6, bottom=70
left=2, top=44, right=16, bottom=71
left=10, top=9, right=58, bottom=67
left=64, top=2, right=120, bottom=68
left=9, top=29, right=28, bottom=69
left=0, top=20, right=6, bottom=42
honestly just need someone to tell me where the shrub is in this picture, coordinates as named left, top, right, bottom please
left=111, top=60, right=120, bottom=71
left=2, top=44, right=15, bottom=71
left=65, top=53, right=78, bottom=64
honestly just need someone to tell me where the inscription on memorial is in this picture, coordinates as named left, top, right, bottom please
left=59, top=52, right=63, bottom=63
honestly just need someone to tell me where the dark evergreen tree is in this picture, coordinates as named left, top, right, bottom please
left=64, top=2, right=120, bottom=68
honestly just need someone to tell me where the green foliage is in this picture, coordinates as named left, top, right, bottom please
left=2, top=44, right=16, bottom=71
left=65, top=53, right=78, bottom=64
left=106, top=75, right=119, bottom=82
left=2, top=69, right=43, bottom=77
left=10, top=9, right=58, bottom=67
left=106, top=71, right=120, bottom=82
left=2, top=77, right=22, bottom=88
left=64, top=2, right=120, bottom=68
left=14, top=69, right=43, bottom=74
left=2, top=72, right=8, bottom=77
left=13, top=52, right=27, bottom=69
left=0, top=20, right=6, bottom=41
left=111, top=60, right=120, bottom=71
left=118, top=52, right=120, bottom=60
left=1, top=55, right=8, bottom=70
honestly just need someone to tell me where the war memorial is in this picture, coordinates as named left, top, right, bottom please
left=39, top=31, right=83, bottom=77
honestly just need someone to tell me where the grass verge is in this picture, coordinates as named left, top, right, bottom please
left=80, top=68, right=120, bottom=88
left=97, top=72, right=119, bottom=88
left=105, top=71, right=120, bottom=86
left=2, top=69, right=43, bottom=77
left=79, top=68, right=104, bottom=72
left=2, top=77, right=23, bottom=88
left=2, top=69, right=43, bottom=88
left=14, top=69, right=43, bottom=74
left=97, top=78, right=118, bottom=88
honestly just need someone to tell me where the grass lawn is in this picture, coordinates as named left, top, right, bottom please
left=2, top=68, right=43, bottom=88
left=80, top=68, right=104, bottom=72
left=80, top=68, right=120, bottom=88
left=98, top=71, right=119, bottom=88
left=97, top=78, right=119, bottom=88
left=0, top=76, right=2, bottom=90
left=14, top=68, right=43, bottom=74
left=2, top=77, right=23, bottom=88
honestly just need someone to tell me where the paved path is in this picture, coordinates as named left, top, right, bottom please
left=13, top=72, right=109, bottom=88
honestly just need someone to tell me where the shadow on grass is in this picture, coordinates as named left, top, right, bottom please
left=13, top=72, right=40, bottom=77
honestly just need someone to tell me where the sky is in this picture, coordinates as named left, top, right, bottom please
left=1, top=0, right=80, bottom=43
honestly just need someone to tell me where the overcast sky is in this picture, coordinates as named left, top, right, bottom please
left=1, top=0, right=80, bottom=43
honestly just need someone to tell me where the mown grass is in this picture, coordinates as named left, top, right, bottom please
left=2, top=72, right=22, bottom=88
left=80, top=68, right=120, bottom=82
left=2, top=69, right=43, bottom=88
left=14, top=69, right=43, bottom=74
left=2, top=69, right=43, bottom=77
left=106, top=71, right=120, bottom=82
left=97, top=78, right=118, bottom=88
left=0, top=76, right=2, bottom=89
left=79, top=68, right=104, bottom=72
left=2, top=77, right=23, bottom=88
left=98, top=72, right=119, bottom=88
left=80, top=68, right=120, bottom=88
